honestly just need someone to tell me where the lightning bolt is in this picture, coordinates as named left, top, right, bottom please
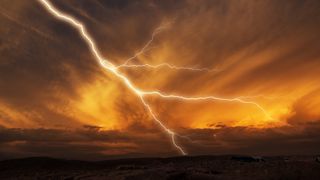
left=141, top=91, right=271, bottom=119
left=121, top=22, right=169, bottom=66
left=38, top=0, right=272, bottom=155
left=116, top=21, right=216, bottom=72
left=117, top=63, right=214, bottom=72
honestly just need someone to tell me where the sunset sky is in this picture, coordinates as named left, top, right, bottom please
left=0, top=0, right=320, bottom=160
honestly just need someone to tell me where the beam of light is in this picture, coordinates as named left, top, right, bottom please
left=117, top=63, right=215, bottom=72
left=36, top=0, right=116, bottom=70
left=120, top=23, right=170, bottom=66
left=38, top=0, right=186, bottom=155
left=238, top=94, right=294, bottom=101
left=38, top=0, right=272, bottom=155
left=140, top=91, right=272, bottom=120
left=116, top=22, right=215, bottom=72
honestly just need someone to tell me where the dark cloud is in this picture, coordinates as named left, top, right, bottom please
left=0, top=124, right=176, bottom=160
left=1, top=120, right=320, bottom=160
left=0, top=0, right=105, bottom=128
left=179, top=122, right=320, bottom=156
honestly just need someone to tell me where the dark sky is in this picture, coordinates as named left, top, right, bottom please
left=0, top=0, right=320, bottom=160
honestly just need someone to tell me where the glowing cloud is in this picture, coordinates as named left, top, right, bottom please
left=37, top=0, right=272, bottom=155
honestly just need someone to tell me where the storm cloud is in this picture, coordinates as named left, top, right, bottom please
left=0, top=0, right=320, bottom=159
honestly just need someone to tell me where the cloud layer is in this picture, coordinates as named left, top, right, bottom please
left=0, top=0, right=319, bottom=159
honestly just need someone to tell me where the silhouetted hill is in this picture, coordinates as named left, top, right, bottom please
left=0, top=155, right=320, bottom=179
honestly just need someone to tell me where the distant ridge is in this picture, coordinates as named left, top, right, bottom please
left=1, top=155, right=319, bottom=179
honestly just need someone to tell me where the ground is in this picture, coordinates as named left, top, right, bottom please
left=0, top=155, right=319, bottom=179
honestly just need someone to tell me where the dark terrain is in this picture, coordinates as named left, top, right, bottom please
left=0, top=155, right=319, bottom=179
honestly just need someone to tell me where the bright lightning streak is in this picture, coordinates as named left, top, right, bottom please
left=141, top=91, right=272, bottom=120
left=38, top=0, right=186, bottom=155
left=116, top=22, right=214, bottom=72
left=238, top=94, right=294, bottom=101
left=121, top=23, right=169, bottom=66
left=38, top=0, right=272, bottom=155
left=118, top=63, right=214, bottom=72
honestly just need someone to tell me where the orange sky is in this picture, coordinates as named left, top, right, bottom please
left=0, top=0, right=320, bottom=159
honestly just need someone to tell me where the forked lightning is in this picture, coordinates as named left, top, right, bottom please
left=37, top=0, right=272, bottom=155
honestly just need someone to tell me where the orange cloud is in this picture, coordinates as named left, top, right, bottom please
left=0, top=0, right=320, bottom=158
